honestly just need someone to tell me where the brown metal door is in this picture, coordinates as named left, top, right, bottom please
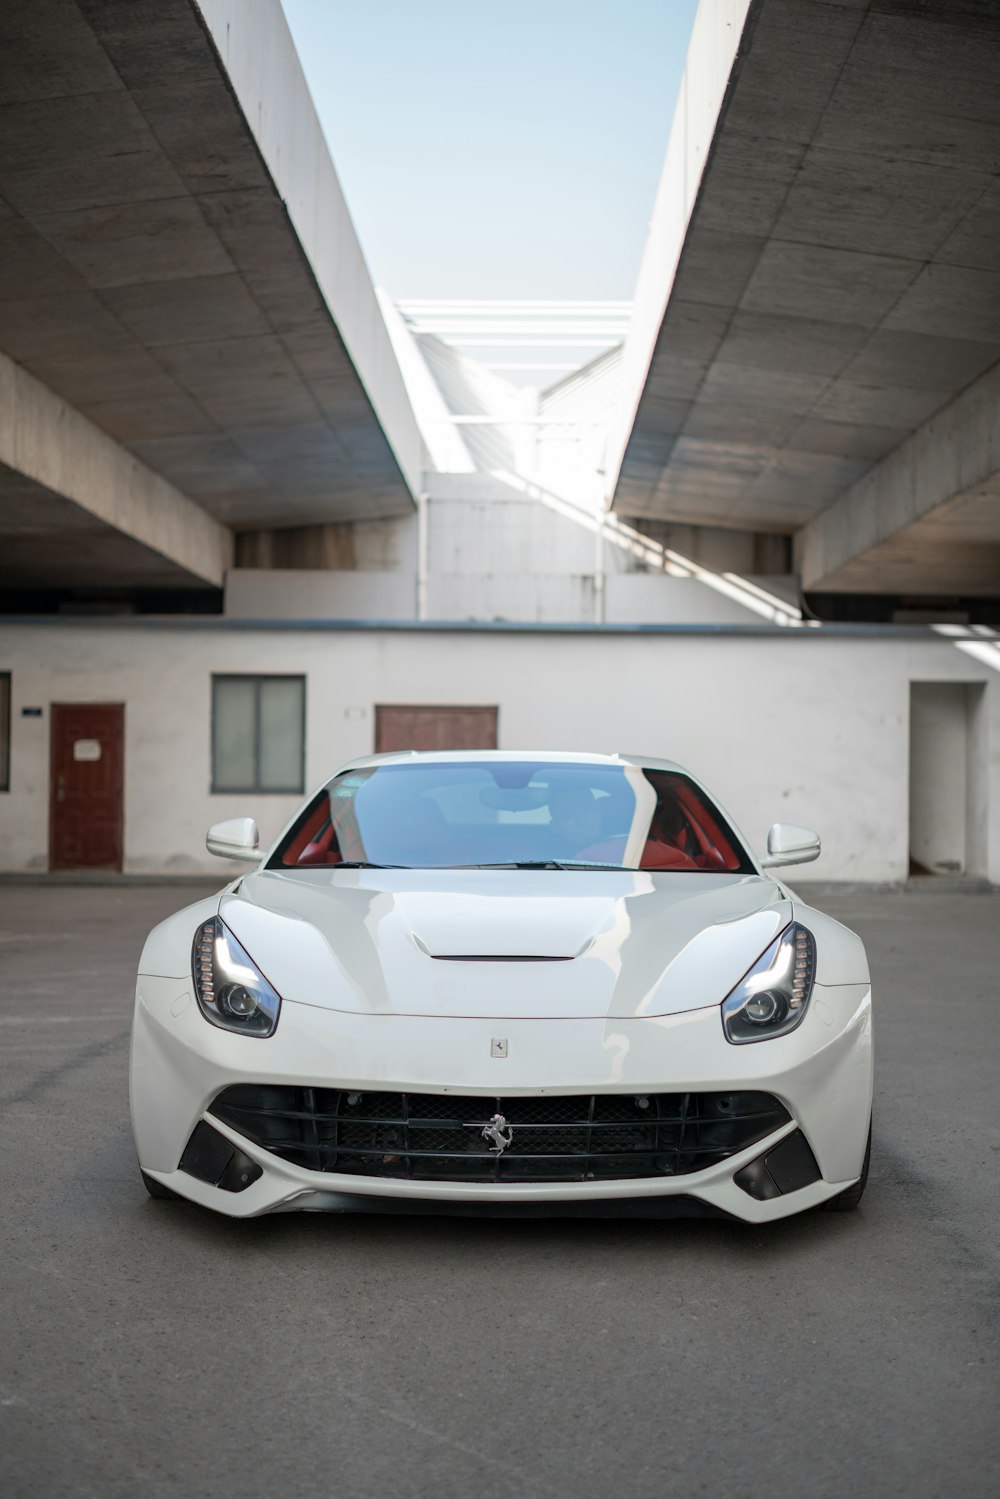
left=50, top=704, right=125, bottom=871
left=375, top=705, right=498, bottom=753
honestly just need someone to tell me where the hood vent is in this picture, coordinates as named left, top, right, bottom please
left=430, top=953, right=575, bottom=963
left=411, top=931, right=590, bottom=962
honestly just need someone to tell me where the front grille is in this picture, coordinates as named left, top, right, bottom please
left=209, top=1086, right=790, bottom=1183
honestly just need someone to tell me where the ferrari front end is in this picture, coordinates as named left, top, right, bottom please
left=131, top=753, right=873, bottom=1224
left=131, top=897, right=872, bottom=1224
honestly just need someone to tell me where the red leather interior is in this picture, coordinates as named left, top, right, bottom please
left=639, top=839, right=699, bottom=870
left=297, top=826, right=341, bottom=865
left=281, top=797, right=345, bottom=866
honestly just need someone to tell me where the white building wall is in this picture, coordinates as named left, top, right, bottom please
left=425, top=494, right=597, bottom=623
left=227, top=570, right=416, bottom=620
left=224, top=485, right=779, bottom=626
left=603, top=575, right=770, bottom=626
left=1, top=622, right=997, bottom=884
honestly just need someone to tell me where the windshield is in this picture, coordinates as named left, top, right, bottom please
left=269, top=761, right=754, bottom=873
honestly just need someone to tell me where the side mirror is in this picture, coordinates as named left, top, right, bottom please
left=206, top=817, right=261, bottom=861
left=760, top=822, right=820, bottom=870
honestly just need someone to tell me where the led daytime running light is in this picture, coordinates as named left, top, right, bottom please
left=789, top=926, right=813, bottom=1011
left=722, top=921, right=816, bottom=1045
left=194, top=920, right=216, bottom=1005
left=191, top=916, right=281, bottom=1038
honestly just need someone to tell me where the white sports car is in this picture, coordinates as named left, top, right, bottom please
left=131, top=752, right=873, bottom=1222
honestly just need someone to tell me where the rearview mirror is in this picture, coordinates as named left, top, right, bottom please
left=760, top=822, right=820, bottom=870
left=206, top=817, right=260, bottom=861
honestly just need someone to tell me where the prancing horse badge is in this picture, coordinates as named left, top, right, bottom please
left=490, top=1038, right=508, bottom=1058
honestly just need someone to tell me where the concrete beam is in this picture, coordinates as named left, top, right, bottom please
left=610, top=0, right=1000, bottom=588
left=0, top=349, right=233, bottom=587
left=605, top=0, right=752, bottom=505
left=0, top=0, right=416, bottom=540
left=796, top=359, right=1000, bottom=595
left=195, top=0, right=423, bottom=502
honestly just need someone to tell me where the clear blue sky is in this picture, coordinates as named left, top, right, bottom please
left=279, top=0, right=698, bottom=301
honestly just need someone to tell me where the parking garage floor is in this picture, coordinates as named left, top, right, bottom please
left=1, top=882, right=998, bottom=1499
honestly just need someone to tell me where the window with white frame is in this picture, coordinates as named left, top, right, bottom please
left=211, top=675, right=305, bottom=794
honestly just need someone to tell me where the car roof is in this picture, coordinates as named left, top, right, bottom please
left=336, top=750, right=689, bottom=774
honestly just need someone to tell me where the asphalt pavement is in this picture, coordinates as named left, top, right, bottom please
left=1, top=881, right=998, bottom=1499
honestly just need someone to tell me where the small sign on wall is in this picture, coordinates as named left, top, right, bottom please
left=73, top=739, right=102, bottom=762
left=21, top=707, right=43, bottom=717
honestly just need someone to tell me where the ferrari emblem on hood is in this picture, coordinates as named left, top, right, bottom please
left=480, top=1113, right=514, bottom=1153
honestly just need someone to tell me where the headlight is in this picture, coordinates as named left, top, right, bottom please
left=721, top=922, right=816, bottom=1044
left=192, top=917, right=281, bottom=1037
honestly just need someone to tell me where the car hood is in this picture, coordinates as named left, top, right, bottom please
left=220, top=868, right=790, bottom=1020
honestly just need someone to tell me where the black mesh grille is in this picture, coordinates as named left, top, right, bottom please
left=209, top=1087, right=790, bottom=1183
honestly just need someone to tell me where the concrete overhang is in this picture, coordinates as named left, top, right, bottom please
left=0, top=347, right=232, bottom=595
left=610, top=0, right=1000, bottom=596
left=0, top=470, right=226, bottom=593
left=796, top=357, right=1000, bottom=595
left=0, top=0, right=419, bottom=595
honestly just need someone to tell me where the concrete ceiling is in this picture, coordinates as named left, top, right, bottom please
left=613, top=0, right=1000, bottom=594
left=0, top=0, right=413, bottom=562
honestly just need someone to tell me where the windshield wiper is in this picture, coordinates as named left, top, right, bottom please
left=329, top=861, right=410, bottom=870
left=450, top=860, right=618, bottom=871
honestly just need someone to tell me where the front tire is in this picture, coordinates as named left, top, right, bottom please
left=822, top=1122, right=871, bottom=1212
left=141, top=1169, right=179, bottom=1201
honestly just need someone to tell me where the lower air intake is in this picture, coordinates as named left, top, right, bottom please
left=208, top=1087, right=790, bottom=1184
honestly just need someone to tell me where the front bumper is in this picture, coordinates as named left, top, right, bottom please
left=130, top=978, right=873, bottom=1223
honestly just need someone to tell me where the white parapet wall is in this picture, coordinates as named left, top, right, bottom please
left=1, top=620, right=997, bottom=883
left=223, top=481, right=795, bottom=626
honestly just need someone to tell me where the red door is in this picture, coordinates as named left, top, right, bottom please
left=375, top=705, right=498, bottom=753
left=50, top=704, right=125, bottom=871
